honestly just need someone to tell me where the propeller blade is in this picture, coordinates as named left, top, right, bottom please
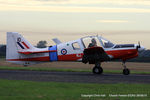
left=138, top=41, right=141, bottom=48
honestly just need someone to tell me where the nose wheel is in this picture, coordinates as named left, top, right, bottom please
left=93, top=63, right=103, bottom=74
left=122, top=61, right=130, bottom=75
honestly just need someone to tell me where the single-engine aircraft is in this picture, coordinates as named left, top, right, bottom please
left=6, top=32, right=145, bottom=75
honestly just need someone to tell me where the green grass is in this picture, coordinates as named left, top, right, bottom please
left=0, top=79, right=149, bottom=100
left=0, top=66, right=150, bottom=75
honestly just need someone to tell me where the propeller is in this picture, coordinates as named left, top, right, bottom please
left=136, top=41, right=145, bottom=52
left=138, top=41, right=141, bottom=48
left=136, top=41, right=141, bottom=50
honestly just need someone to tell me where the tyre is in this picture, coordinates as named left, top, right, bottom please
left=123, top=68, right=130, bottom=75
left=93, top=67, right=103, bottom=74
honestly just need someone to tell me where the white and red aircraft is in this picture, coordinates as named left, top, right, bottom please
left=6, top=32, right=145, bottom=75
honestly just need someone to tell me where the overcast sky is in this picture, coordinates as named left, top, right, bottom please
left=0, top=0, right=150, bottom=48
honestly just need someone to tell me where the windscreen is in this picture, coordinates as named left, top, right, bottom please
left=100, top=37, right=114, bottom=48
left=82, top=36, right=101, bottom=48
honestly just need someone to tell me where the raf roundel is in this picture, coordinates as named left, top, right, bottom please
left=61, top=49, right=67, bottom=55
left=17, top=37, right=21, bottom=42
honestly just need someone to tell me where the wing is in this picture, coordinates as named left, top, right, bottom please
left=82, top=46, right=110, bottom=64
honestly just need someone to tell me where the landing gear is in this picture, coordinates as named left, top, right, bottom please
left=92, top=63, right=103, bottom=74
left=122, top=61, right=130, bottom=75
left=123, top=69, right=130, bottom=75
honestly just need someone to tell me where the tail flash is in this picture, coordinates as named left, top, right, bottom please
left=6, top=32, right=35, bottom=60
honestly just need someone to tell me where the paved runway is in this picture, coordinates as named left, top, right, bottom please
left=0, top=70, right=150, bottom=84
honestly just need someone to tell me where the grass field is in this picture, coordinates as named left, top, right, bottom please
left=0, top=79, right=149, bottom=100
left=0, top=66, right=150, bottom=75
left=0, top=59, right=150, bottom=74
left=0, top=60, right=150, bottom=100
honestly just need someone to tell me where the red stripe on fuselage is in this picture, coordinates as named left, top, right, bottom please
left=7, top=56, right=50, bottom=61
left=58, top=53, right=83, bottom=61
left=18, top=50, right=57, bottom=55
left=106, top=49, right=138, bottom=59
left=22, top=42, right=30, bottom=49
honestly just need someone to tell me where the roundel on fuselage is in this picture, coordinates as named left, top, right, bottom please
left=61, top=49, right=67, bottom=55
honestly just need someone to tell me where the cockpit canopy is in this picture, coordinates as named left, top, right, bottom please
left=81, top=36, right=115, bottom=49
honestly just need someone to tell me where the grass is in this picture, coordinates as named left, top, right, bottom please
left=0, top=66, right=150, bottom=75
left=0, top=79, right=149, bottom=100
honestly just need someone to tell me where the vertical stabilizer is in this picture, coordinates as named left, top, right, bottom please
left=6, top=32, right=35, bottom=60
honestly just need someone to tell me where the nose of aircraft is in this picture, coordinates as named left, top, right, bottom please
left=138, top=46, right=145, bottom=52
left=135, top=44, right=145, bottom=52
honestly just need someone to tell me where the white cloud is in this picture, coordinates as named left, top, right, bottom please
left=97, top=20, right=129, bottom=23
left=0, top=0, right=150, bottom=13
left=32, top=0, right=150, bottom=6
left=1, top=0, right=150, bottom=6
left=0, top=5, right=150, bottom=13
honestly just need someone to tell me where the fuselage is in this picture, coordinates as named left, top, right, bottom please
left=7, top=35, right=145, bottom=66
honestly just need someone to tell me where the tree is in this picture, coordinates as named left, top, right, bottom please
left=0, top=45, right=6, bottom=57
left=37, top=40, right=47, bottom=48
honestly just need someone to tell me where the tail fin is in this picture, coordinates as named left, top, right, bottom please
left=6, top=32, right=35, bottom=60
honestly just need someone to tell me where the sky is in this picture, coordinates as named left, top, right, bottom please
left=0, top=0, right=150, bottom=48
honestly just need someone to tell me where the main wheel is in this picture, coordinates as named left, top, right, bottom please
left=123, top=68, right=130, bottom=75
left=93, top=67, right=103, bottom=74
